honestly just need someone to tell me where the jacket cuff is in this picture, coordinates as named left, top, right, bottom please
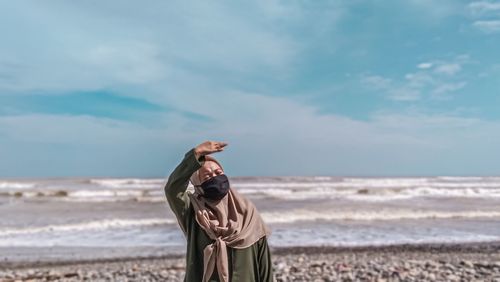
left=185, top=147, right=206, bottom=167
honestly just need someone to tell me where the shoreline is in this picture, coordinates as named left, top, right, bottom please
left=2, top=241, right=500, bottom=270
left=272, top=240, right=500, bottom=256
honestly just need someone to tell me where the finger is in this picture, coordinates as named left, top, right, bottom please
left=214, top=142, right=223, bottom=147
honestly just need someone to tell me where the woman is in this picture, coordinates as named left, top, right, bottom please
left=164, top=140, right=275, bottom=282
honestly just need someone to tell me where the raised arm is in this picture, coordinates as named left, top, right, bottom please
left=164, top=147, right=204, bottom=234
left=164, top=141, right=228, bottom=234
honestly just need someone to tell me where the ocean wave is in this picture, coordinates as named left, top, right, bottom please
left=5, top=210, right=497, bottom=237
left=401, top=186, right=500, bottom=197
left=0, top=189, right=164, bottom=200
left=261, top=209, right=500, bottom=223
left=0, top=182, right=36, bottom=189
left=436, top=176, right=486, bottom=182
left=235, top=180, right=500, bottom=189
left=70, top=190, right=147, bottom=198
left=2, top=176, right=500, bottom=202
left=3, top=185, right=500, bottom=202
left=238, top=185, right=500, bottom=201
left=0, top=218, right=176, bottom=236
left=419, top=182, right=500, bottom=188
left=90, top=178, right=165, bottom=189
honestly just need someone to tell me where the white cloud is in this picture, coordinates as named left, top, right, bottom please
left=407, top=0, right=462, bottom=19
left=361, top=55, right=469, bottom=102
left=0, top=113, right=183, bottom=146
left=417, top=62, right=433, bottom=69
left=467, top=1, right=500, bottom=33
left=2, top=90, right=499, bottom=176
left=0, top=1, right=498, bottom=177
left=361, top=75, right=392, bottom=90
left=405, top=72, right=435, bottom=88
left=468, top=1, right=500, bottom=15
left=434, top=63, right=462, bottom=75
left=82, top=42, right=168, bottom=84
left=362, top=74, right=422, bottom=101
left=473, top=20, right=500, bottom=32
left=0, top=1, right=306, bottom=94
left=432, top=82, right=467, bottom=96
left=388, top=88, right=421, bottom=101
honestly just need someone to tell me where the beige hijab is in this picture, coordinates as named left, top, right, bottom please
left=188, top=155, right=271, bottom=282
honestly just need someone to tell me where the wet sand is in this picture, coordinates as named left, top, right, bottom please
left=1, top=242, right=500, bottom=281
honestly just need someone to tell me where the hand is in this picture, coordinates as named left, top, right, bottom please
left=194, top=141, right=228, bottom=159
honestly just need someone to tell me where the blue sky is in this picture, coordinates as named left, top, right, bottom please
left=1, top=0, right=499, bottom=177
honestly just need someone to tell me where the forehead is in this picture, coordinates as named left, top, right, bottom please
left=199, top=160, right=223, bottom=174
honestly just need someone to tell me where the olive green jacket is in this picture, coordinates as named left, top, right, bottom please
left=164, top=148, right=275, bottom=282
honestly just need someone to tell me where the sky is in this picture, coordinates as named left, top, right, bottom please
left=0, top=0, right=499, bottom=178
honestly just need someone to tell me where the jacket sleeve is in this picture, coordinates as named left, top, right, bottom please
left=164, top=147, right=205, bottom=234
left=258, top=237, right=276, bottom=282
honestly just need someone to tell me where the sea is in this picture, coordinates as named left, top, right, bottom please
left=1, top=176, right=500, bottom=262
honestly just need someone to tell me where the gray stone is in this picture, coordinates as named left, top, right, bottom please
left=460, top=260, right=474, bottom=268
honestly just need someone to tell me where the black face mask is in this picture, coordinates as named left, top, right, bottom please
left=200, top=174, right=230, bottom=201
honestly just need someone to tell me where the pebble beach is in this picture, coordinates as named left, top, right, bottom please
left=2, top=242, right=500, bottom=281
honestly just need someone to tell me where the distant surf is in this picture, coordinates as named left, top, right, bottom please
left=1, top=176, right=499, bottom=249
left=2, top=176, right=500, bottom=202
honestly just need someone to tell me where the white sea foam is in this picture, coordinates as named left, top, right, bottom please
left=3, top=211, right=497, bottom=237
left=261, top=209, right=500, bottom=223
left=3, top=177, right=500, bottom=202
left=436, top=176, right=486, bottom=181
left=0, top=218, right=176, bottom=237
left=234, top=179, right=500, bottom=189
left=0, top=182, right=36, bottom=189
left=237, top=185, right=500, bottom=201
left=4, top=185, right=500, bottom=202
left=269, top=228, right=500, bottom=247
left=422, top=182, right=500, bottom=188
left=70, top=190, right=146, bottom=198
left=90, top=178, right=164, bottom=189
left=342, top=177, right=431, bottom=186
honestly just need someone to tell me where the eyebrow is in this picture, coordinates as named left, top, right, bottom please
left=201, top=168, right=222, bottom=178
